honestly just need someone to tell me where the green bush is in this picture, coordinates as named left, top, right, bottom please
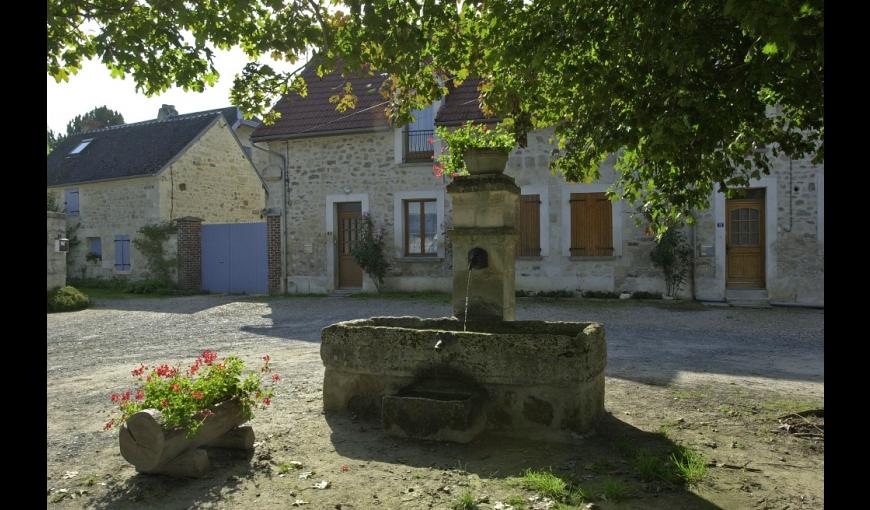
left=582, top=290, right=621, bottom=299
left=350, top=213, right=390, bottom=292
left=650, top=228, right=693, bottom=297
left=632, top=291, right=663, bottom=300
left=47, top=286, right=90, bottom=312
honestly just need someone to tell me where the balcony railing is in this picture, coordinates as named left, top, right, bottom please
left=404, top=129, right=434, bottom=162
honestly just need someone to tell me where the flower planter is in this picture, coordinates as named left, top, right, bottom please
left=462, top=148, right=510, bottom=175
left=118, top=398, right=254, bottom=477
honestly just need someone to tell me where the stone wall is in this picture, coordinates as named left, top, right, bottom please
left=47, top=211, right=67, bottom=290
left=48, top=176, right=163, bottom=281
left=267, top=127, right=823, bottom=305
left=158, top=119, right=267, bottom=224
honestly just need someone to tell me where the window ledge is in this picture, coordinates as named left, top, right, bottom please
left=397, top=161, right=435, bottom=168
left=569, top=256, right=619, bottom=261
left=397, top=256, right=444, bottom=263
left=517, top=256, right=544, bottom=261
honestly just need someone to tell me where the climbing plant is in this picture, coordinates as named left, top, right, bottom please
left=649, top=228, right=694, bottom=298
left=350, top=214, right=390, bottom=292
left=133, top=221, right=178, bottom=283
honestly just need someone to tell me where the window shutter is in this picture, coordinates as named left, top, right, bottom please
left=65, top=189, right=79, bottom=215
left=114, top=235, right=130, bottom=270
left=570, top=192, right=613, bottom=256
left=516, top=194, right=541, bottom=256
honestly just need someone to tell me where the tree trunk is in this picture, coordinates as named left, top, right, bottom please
left=119, top=399, right=249, bottom=473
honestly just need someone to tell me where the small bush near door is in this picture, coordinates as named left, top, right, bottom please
left=47, top=286, right=90, bottom=312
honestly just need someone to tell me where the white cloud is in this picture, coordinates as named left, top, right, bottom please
left=46, top=46, right=302, bottom=133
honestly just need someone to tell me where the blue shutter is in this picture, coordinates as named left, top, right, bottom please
left=88, top=237, right=101, bottom=257
left=114, top=235, right=130, bottom=271
left=65, top=189, right=79, bottom=216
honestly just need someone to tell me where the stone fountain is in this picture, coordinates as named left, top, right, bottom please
left=320, top=151, right=606, bottom=443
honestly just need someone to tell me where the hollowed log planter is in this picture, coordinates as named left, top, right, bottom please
left=119, top=399, right=254, bottom=477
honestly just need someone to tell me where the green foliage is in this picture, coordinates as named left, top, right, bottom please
left=597, top=478, right=630, bottom=502
left=582, top=290, right=620, bottom=299
left=631, top=291, right=663, bottom=300
left=86, top=251, right=101, bottom=263
left=633, top=449, right=673, bottom=483
left=105, top=352, right=278, bottom=437
left=49, top=106, right=125, bottom=150
left=132, top=221, right=178, bottom=283
left=47, top=286, right=90, bottom=313
left=512, top=469, right=568, bottom=500
left=451, top=490, right=478, bottom=510
left=435, top=121, right=515, bottom=176
left=48, top=1, right=823, bottom=234
left=47, top=191, right=60, bottom=212
left=516, top=290, right=575, bottom=298
left=650, top=228, right=694, bottom=297
left=349, top=213, right=390, bottom=292
left=670, top=445, right=708, bottom=486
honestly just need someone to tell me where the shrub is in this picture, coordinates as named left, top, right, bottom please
left=632, top=291, right=663, bottom=300
left=350, top=213, right=390, bottom=292
left=133, top=221, right=177, bottom=283
left=434, top=121, right=515, bottom=176
left=104, top=351, right=279, bottom=437
left=47, top=286, right=90, bottom=312
left=582, top=290, right=620, bottom=299
left=650, top=228, right=693, bottom=297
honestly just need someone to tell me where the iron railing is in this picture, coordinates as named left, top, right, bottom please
left=404, top=129, right=434, bottom=162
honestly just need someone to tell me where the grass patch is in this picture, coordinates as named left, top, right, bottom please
left=451, top=490, right=478, bottom=510
left=597, top=478, right=631, bottom=502
left=672, top=388, right=705, bottom=400
left=612, top=438, right=636, bottom=458
left=47, top=286, right=90, bottom=312
left=505, top=494, right=528, bottom=509
left=671, top=445, right=707, bottom=486
left=511, top=469, right=568, bottom=499
left=349, top=291, right=451, bottom=303
left=760, top=399, right=820, bottom=416
left=276, top=462, right=303, bottom=474
left=633, top=450, right=673, bottom=482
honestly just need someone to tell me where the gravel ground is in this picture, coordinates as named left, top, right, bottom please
left=46, top=295, right=824, bottom=509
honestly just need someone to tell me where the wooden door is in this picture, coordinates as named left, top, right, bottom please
left=726, top=197, right=765, bottom=288
left=336, top=203, right=363, bottom=288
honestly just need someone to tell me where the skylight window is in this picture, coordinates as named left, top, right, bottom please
left=69, top=139, right=93, bottom=155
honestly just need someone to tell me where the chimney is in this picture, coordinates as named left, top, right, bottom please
left=157, top=104, right=178, bottom=120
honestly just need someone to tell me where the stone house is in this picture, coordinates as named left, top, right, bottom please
left=47, top=106, right=268, bottom=281
left=251, top=69, right=824, bottom=307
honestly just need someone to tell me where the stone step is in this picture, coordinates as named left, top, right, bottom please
left=726, top=289, right=771, bottom=308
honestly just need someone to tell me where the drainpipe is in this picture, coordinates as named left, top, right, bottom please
left=251, top=140, right=287, bottom=294
left=689, top=222, right=696, bottom=301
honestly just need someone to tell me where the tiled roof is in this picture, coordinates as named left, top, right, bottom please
left=434, top=78, right=499, bottom=126
left=47, top=108, right=236, bottom=187
left=251, top=64, right=391, bottom=141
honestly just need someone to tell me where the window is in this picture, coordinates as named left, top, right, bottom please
left=569, top=192, right=613, bottom=256
left=114, top=235, right=131, bottom=271
left=404, top=105, right=435, bottom=162
left=69, top=138, right=93, bottom=155
left=87, top=237, right=102, bottom=260
left=64, top=189, right=79, bottom=216
left=516, top=194, right=541, bottom=257
left=404, top=199, right=438, bottom=256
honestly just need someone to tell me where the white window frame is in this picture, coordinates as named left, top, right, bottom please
left=519, top=185, right=550, bottom=257
left=393, top=190, right=446, bottom=259
left=561, top=183, right=622, bottom=257
left=394, top=100, right=442, bottom=164
left=69, top=139, right=93, bottom=155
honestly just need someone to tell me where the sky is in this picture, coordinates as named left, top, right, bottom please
left=46, top=47, right=298, bottom=134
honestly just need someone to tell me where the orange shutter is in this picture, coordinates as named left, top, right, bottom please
left=570, top=192, right=613, bottom=256
left=516, top=194, right=541, bottom=256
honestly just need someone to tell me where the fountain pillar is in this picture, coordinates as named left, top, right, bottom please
left=447, top=173, right=520, bottom=321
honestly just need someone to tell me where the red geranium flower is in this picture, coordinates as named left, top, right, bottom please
left=262, top=397, right=271, bottom=406
left=202, top=351, right=218, bottom=365
left=131, top=364, right=147, bottom=377
left=104, top=421, right=113, bottom=430
left=272, top=374, right=280, bottom=382
left=262, top=354, right=271, bottom=363
left=122, top=390, right=131, bottom=402
left=192, top=390, right=204, bottom=400
left=135, top=390, right=145, bottom=401
left=171, top=384, right=181, bottom=393
left=110, top=393, right=120, bottom=403
left=161, top=399, right=169, bottom=408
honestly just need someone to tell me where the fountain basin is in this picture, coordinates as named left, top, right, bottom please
left=321, top=317, right=606, bottom=442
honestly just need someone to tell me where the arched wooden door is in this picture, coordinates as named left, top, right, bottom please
left=726, top=197, right=765, bottom=289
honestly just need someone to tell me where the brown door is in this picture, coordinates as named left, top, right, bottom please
left=336, top=203, right=363, bottom=288
left=726, top=196, right=765, bottom=288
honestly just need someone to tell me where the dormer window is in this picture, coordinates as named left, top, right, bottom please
left=69, top=139, right=93, bottom=155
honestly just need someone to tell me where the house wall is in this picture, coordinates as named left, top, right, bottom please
left=47, top=211, right=67, bottom=290
left=157, top=119, right=267, bottom=224
left=48, top=176, right=163, bottom=281
left=267, top=131, right=452, bottom=294
left=268, top=127, right=823, bottom=306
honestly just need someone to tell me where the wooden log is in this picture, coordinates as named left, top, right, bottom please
left=209, top=426, right=255, bottom=450
left=119, top=399, right=248, bottom=473
left=149, top=448, right=210, bottom=478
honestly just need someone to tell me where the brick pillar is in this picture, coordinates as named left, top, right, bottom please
left=267, top=214, right=282, bottom=294
left=176, top=217, right=203, bottom=291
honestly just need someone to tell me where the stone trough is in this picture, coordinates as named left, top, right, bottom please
left=321, top=316, right=606, bottom=443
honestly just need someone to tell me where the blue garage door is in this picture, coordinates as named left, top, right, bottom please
left=202, top=222, right=267, bottom=294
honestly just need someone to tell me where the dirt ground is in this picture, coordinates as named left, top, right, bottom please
left=47, top=295, right=824, bottom=509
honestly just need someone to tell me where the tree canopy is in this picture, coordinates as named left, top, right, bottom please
left=47, top=0, right=823, bottom=233
left=48, top=105, right=125, bottom=153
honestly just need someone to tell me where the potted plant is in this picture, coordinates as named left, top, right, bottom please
left=104, top=351, right=279, bottom=476
left=434, top=121, right=516, bottom=176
